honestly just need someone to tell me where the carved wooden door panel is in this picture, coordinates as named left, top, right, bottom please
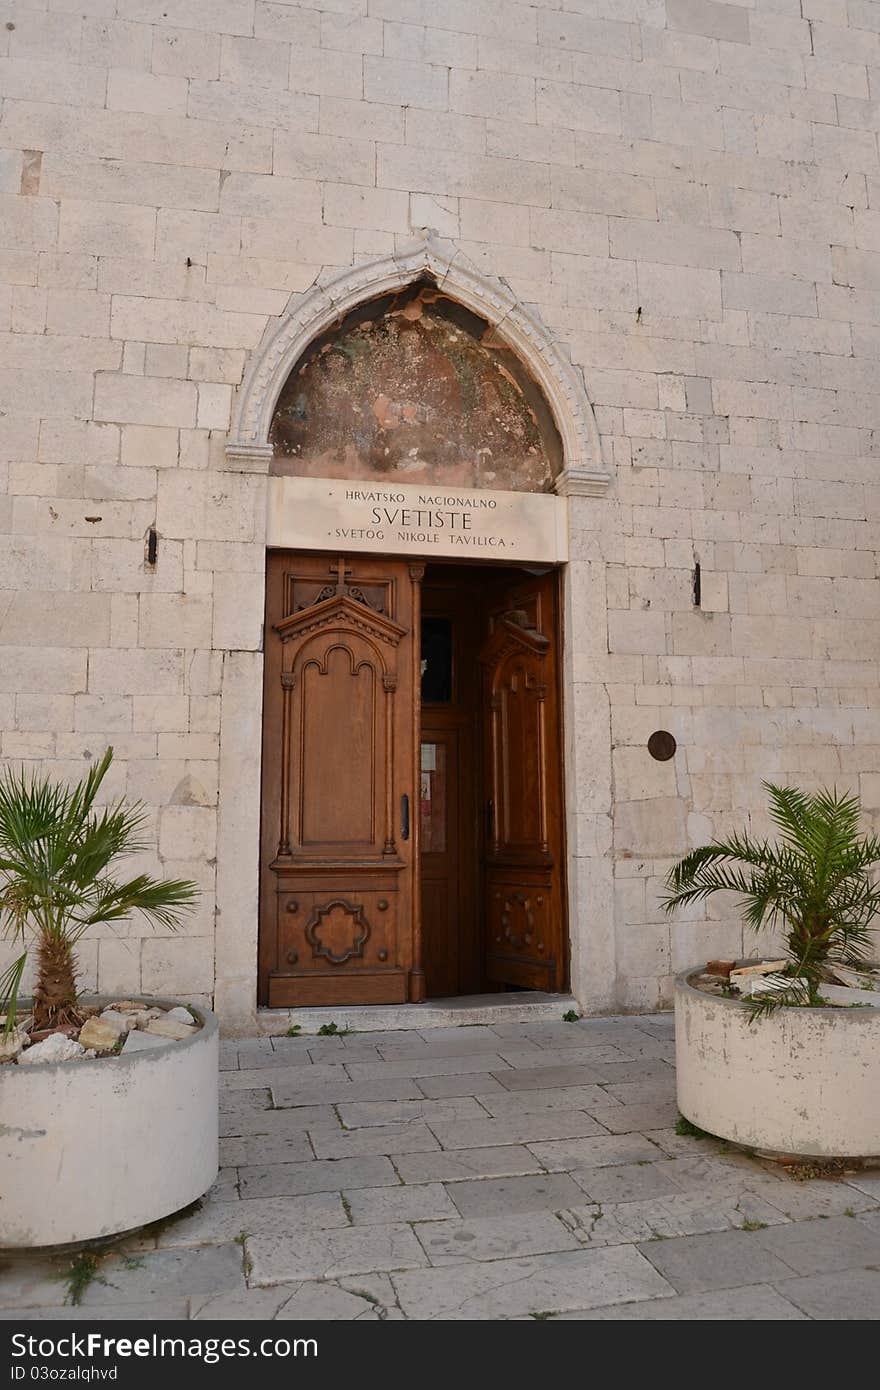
left=260, top=553, right=424, bottom=1007
left=480, top=572, right=566, bottom=992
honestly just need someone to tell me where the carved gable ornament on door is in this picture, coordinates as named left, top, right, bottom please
left=225, top=234, right=608, bottom=498
left=480, top=608, right=550, bottom=672
left=274, top=591, right=407, bottom=653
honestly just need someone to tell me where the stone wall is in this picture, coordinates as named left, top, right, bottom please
left=1, top=0, right=879, bottom=1024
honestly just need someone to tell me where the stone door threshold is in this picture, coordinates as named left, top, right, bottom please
left=256, top=991, right=578, bottom=1035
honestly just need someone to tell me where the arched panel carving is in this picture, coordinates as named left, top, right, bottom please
left=226, top=235, right=608, bottom=496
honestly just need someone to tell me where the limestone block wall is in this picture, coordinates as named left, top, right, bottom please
left=1, top=0, right=879, bottom=1022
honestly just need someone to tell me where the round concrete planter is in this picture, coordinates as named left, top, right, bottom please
left=675, top=969, right=880, bottom=1159
left=0, top=1000, right=219, bottom=1249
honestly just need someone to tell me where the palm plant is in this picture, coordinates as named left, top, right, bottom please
left=663, top=783, right=880, bottom=1012
left=0, top=749, right=198, bottom=1034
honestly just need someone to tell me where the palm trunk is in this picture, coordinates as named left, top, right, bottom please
left=32, top=934, right=79, bottom=1030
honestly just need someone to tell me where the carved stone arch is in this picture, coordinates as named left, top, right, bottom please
left=225, top=233, right=609, bottom=496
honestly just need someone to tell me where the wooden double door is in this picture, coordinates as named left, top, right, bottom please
left=259, top=553, right=567, bottom=1008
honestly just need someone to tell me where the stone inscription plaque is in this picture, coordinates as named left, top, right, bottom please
left=267, top=475, right=568, bottom=564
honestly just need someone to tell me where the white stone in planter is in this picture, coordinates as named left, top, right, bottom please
left=737, top=973, right=807, bottom=998
left=100, top=1009, right=135, bottom=1032
left=0, top=1000, right=218, bottom=1247
left=78, top=1016, right=121, bottom=1052
left=675, top=969, right=880, bottom=1159
left=146, top=1016, right=198, bottom=1040
left=18, top=1033, right=85, bottom=1065
left=166, top=1006, right=196, bottom=1024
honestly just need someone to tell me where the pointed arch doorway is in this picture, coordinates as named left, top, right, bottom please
left=214, top=235, right=612, bottom=1026
left=259, top=551, right=567, bottom=1007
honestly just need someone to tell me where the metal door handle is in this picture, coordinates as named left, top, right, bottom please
left=401, top=793, right=410, bottom=841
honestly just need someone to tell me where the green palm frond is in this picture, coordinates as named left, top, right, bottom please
left=664, top=782, right=880, bottom=1014
left=73, top=875, right=200, bottom=937
left=0, top=951, right=26, bottom=1038
left=0, top=749, right=199, bottom=1028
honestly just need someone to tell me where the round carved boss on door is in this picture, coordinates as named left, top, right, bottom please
left=647, top=730, right=677, bottom=762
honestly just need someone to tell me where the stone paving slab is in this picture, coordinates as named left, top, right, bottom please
left=224, top=1063, right=350, bottom=1091
left=344, top=1183, right=458, bottom=1226
left=220, top=1108, right=335, bottom=1141
left=773, top=1268, right=880, bottom=1320
left=561, top=1187, right=790, bottom=1248
left=207, top=1170, right=240, bottom=1203
left=221, top=1133, right=313, bottom=1164
left=193, top=1282, right=384, bottom=1320
left=220, top=1122, right=331, bottom=1166
left=390, top=1246, right=675, bottom=1319
left=651, top=1152, right=778, bottom=1189
left=585, top=1102, right=680, bottom=1133
left=529, top=1133, right=664, bottom=1170
left=336, top=1097, right=487, bottom=1128
left=0, top=1302, right=192, bottom=1321
left=270, top=1077, right=424, bottom=1107
left=476, top=1084, right=618, bottom=1115
left=392, top=1145, right=545, bottom=1184
left=494, top=1045, right=629, bottom=1069
left=555, top=1284, right=809, bottom=1320
left=0, top=1249, right=245, bottom=1314
left=603, top=1079, right=677, bottom=1104
left=248, top=1223, right=428, bottom=1284
left=446, top=1172, right=585, bottom=1218
left=759, top=1179, right=878, bottom=1221
left=224, top=1042, right=349, bottom=1068
left=847, top=1173, right=880, bottom=1200
left=190, top=1274, right=401, bottom=1321
left=753, top=1214, right=880, bottom=1276
left=153, top=1193, right=348, bottom=1248
left=308, top=1121, right=441, bottom=1159
left=218, top=1089, right=271, bottom=1123
left=428, top=1111, right=607, bottom=1150
left=414, top=1026, right=502, bottom=1048
left=494, top=1061, right=668, bottom=1091
left=414, top=1071, right=508, bottom=1098
left=344, top=1053, right=513, bottom=1080
left=3, top=1014, right=879, bottom=1322
left=239, top=1155, right=399, bottom=1199
left=571, top=1159, right=684, bottom=1205
left=414, top=1211, right=579, bottom=1264
left=99, top=1248, right=246, bottom=1303
left=635, top=1228, right=799, bottom=1294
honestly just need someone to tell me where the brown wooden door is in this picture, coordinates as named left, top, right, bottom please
left=480, top=571, right=566, bottom=992
left=259, top=552, right=424, bottom=1007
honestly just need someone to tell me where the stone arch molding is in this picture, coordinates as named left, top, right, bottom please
left=225, top=234, right=609, bottom=496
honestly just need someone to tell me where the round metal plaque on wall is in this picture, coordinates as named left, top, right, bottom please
left=647, top=730, right=677, bottom=762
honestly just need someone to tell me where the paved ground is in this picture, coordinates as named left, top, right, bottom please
left=3, top=1014, right=880, bottom=1320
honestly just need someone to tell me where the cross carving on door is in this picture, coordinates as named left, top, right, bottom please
left=331, top=558, right=353, bottom=594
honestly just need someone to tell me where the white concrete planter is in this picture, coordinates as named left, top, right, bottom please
left=0, top=1000, right=219, bottom=1249
left=675, top=969, right=880, bottom=1159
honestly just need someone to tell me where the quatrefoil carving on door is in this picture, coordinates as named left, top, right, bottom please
left=304, top=898, right=371, bottom=965
left=501, top=891, right=537, bottom=951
